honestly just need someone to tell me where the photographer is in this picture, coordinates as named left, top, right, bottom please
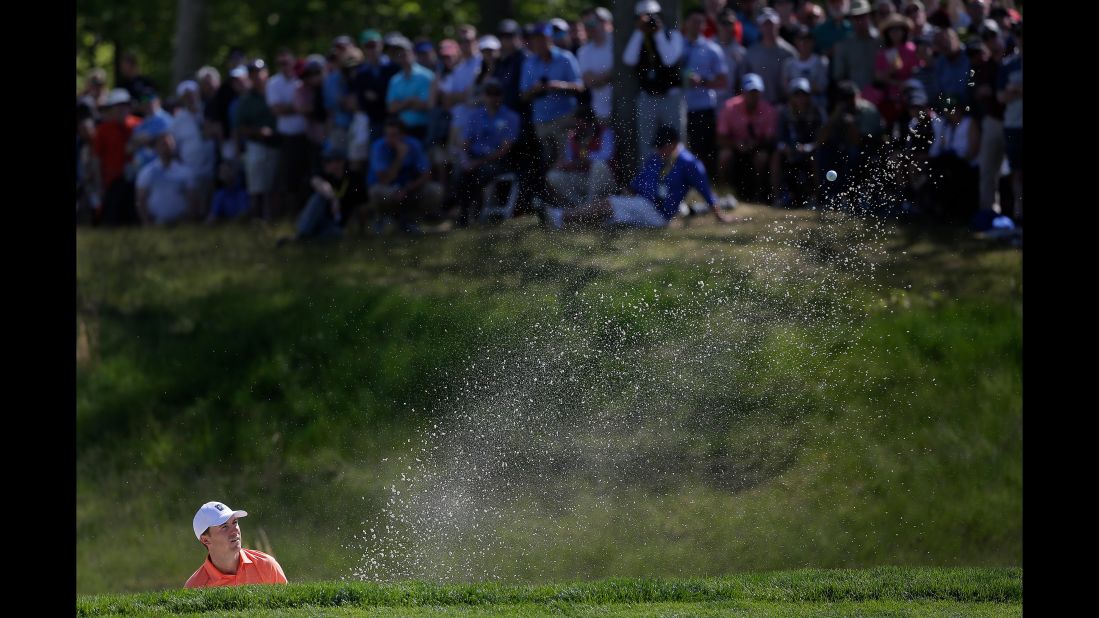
left=623, top=0, right=686, bottom=162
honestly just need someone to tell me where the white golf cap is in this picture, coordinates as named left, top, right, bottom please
left=104, top=88, right=132, bottom=107
left=193, top=501, right=248, bottom=540
left=635, top=0, right=662, bottom=15
left=176, top=80, right=199, bottom=97
left=478, top=35, right=501, bottom=51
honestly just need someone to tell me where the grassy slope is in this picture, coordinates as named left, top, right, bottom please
left=76, top=206, right=1022, bottom=594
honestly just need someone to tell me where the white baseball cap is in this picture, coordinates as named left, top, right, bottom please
left=176, top=80, right=199, bottom=97
left=478, top=35, right=501, bottom=51
left=635, top=0, right=662, bottom=15
left=104, top=88, right=132, bottom=107
left=193, top=501, right=248, bottom=540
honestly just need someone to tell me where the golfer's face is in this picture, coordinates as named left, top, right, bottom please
left=206, top=516, right=242, bottom=553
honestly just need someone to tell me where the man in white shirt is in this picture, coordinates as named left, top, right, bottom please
left=577, top=7, right=615, bottom=125
left=136, top=133, right=196, bottom=225
left=623, top=0, right=686, bottom=162
left=266, top=48, right=309, bottom=215
left=171, top=80, right=217, bottom=216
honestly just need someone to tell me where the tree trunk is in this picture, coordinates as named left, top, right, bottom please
left=172, top=0, right=206, bottom=86
left=476, top=0, right=515, bottom=35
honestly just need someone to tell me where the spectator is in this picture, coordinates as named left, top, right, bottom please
left=546, top=105, right=615, bottom=209
left=682, top=7, right=729, bottom=179
left=196, top=65, right=221, bottom=111
left=171, top=80, right=217, bottom=216
left=494, top=20, right=530, bottom=116
left=866, top=13, right=919, bottom=128
left=782, top=25, right=830, bottom=114
left=623, top=1, right=686, bottom=162
left=577, top=7, right=615, bottom=126
left=571, top=19, right=589, bottom=54
left=224, top=66, right=251, bottom=161
left=414, top=39, right=440, bottom=72
left=703, top=0, right=741, bottom=42
left=801, top=1, right=825, bottom=31
left=386, top=36, right=434, bottom=142
left=904, top=1, right=935, bottom=37
left=79, top=68, right=108, bottom=116
left=832, top=0, right=882, bottom=90
left=996, top=22, right=1021, bottom=222
left=353, top=30, right=401, bottom=142
left=297, top=58, right=329, bottom=175
left=910, top=33, right=938, bottom=96
left=714, top=9, right=748, bottom=108
left=128, top=89, right=174, bottom=183
left=928, top=97, right=979, bottom=221
left=366, top=118, right=443, bottom=234
left=520, top=22, right=584, bottom=166
left=744, top=8, right=797, bottom=105
left=736, top=0, right=764, bottom=47
left=970, top=27, right=1006, bottom=215
left=268, top=48, right=310, bottom=216
left=550, top=18, right=575, bottom=54
left=92, top=88, right=142, bottom=224
left=324, top=41, right=360, bottom=153
left=961, top=0, right=990, bottom=37
left=717, top=73, right=778, bottom=203
left=280, top=146, right=366, bottom=243
left=207, top=48, right=247, bottom=143
left=771, top=78, right=824, bottom=208
left=817, top=80, right=885, bottom=201
left=932, top=27, right=970, bottom=106
left=544, top=125, right=736, bottom=228
left=135, top=133, right=196, bottom=226
left=814, top=0, right=853, bottom=57
left=234, top=59, right=279, bottom=219
left=117, top=51, right=157, bottom=102
left=454, top=79, right=520, bottom=226
left=476, top=36, right=503, bottom=88
left=774, top=0, right=802, bottom=45
left=873, top=0, right=897, bottom=31
left=206, top=160, right=250, bottom=223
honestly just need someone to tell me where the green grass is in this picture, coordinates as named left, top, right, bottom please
left=77, top=567, right=1021, bottom=616
left=76, top=206, right=1021, bottom=595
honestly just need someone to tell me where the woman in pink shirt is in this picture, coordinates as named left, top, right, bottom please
left=868, top=14, right=919, bottom=128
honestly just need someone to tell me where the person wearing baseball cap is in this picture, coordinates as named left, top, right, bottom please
left=623, top=0, right=688, bottom=163
left=542, top=123, right=736, bottom=229
left=184, top=501, right=288, bottom=588
left=716, top=73, right=778, bottom=203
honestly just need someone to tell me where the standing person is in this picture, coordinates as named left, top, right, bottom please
left=970, top=27, right=1006, bottom=215
left=171, top=80, right=217, bottom=216
left=520, top=22, right=584, bottom=167
left=682, top=7, right=729, bottom=180
left=267, top=49, right=310, bottom=216
left=354, top=30, right=400, bottom=145
left=92, top=89, right=142, bottom=225
left=386, top=36, right=435, bottom=143
left=814, top=0, right=853, bottom=58
left=743, top=8, right=797, bottom=105
left=577, top=7, right=615, bottom=126
left=782, top=26, right=830, bottom=115
left=234, top=59, right=279, bottom=220
left=623, top=0, right=686, bottom=162
left=714, top=9, right=747, bottom=109
left=832, top=0, right=882, bottom=91
left=185, top=501, right=288, bottom=589
left=996, top=22, right=1021, bottom=222
left=868, top=13, right=919, bottom=130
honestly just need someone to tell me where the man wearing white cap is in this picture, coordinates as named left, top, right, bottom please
left=184, top=501, right=288, bottom=588
left=623, top=0, right=686, bottom=162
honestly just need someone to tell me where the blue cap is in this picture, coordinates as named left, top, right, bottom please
left=414, top=41, right=434, bottom=53
left=532, top=22, right=554, bottom=37
left=742, top=73, right=764, bottom=92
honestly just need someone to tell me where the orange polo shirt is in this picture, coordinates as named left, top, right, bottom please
left=184, top=548, right=288, bottom=589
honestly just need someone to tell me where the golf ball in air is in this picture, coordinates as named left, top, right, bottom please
left=826, top=170, right=838, bottom=182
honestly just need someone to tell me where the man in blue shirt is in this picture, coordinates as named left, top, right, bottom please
left=545, top=125, right=737, bottom=228
left=682, top=7, right=729, bottom=182
left=366, top=118, right=443, bottom=233
left=386, top=37, right=435, bottom=142
left=454, top=79, right=521, bottom=226
left=520, top=23, right=585, bottom=167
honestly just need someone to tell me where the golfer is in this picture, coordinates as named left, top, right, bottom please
left=184, top=501, right=288, bottom=588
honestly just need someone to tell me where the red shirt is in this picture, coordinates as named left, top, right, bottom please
left=93, top=115, right=141, bottom=187
left=717, top=94, right=778, bottom=145
left=184, top=548, right=288, bottom=589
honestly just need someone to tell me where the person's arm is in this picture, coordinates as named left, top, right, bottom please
left=311, top=174, right=335, bottom=199
left=549, top=54, right=585, bottom=93
left=654, top=29, right=684, bottom=67
left=623, top=29, right=645, bottom=66
left=376, top=141, right=409, bottom=185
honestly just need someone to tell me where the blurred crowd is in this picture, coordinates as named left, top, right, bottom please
left=75, top=0, right=1022, bottom=236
